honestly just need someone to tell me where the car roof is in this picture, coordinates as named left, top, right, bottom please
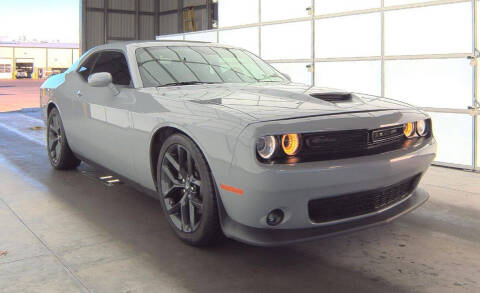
left=89, top=40, right=238, bottom=52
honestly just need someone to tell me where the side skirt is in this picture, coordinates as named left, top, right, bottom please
left=74, top=153, right=159, bottom=199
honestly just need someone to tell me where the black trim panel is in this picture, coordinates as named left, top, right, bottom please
left=308, top=174, right=421, bottom=223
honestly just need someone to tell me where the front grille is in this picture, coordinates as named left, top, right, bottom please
left=308, top=175, right=420, bottom=223
left=263, top=120, right=432, bottom=164
left=296, top=125, right=409, bottom=162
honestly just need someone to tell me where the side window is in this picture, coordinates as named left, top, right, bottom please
left=90, top=51, right=132, bottom=86
left=77, top=53, right=99, bottom=81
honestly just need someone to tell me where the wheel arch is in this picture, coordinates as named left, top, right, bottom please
left=149, top=126, right=182, bottom=189
left=149, top=125, right=214, bottom=191
left=46, top=101, right=58, bottom=115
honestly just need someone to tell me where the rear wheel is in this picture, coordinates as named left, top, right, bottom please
left=157, top=134, right=221, bottom=246
left=47, top=108, right=81, bottom=170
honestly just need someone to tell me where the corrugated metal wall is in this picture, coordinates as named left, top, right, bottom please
left=80, top=0, right=216, bottom=53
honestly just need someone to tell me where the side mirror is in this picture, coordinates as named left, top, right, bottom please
left=88, top=72, right=113, bottom=87
left=282, top=73, right=292, bottom=82
left=87, top=72, right=119, bottom=95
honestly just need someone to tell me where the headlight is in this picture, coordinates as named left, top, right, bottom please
left=281, top=134, right=301, bottom=156
left=416, top=120, right=428, bottom=136
left=256, top=136, right=277, bottom=159
left=403, top=122, right=415, bottom=138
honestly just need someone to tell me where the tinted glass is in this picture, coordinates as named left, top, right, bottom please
left=91, top=51, right=132, bottom=86
left=77, top=53, right=99, bottom=80
left=135, top=46, right=286, bottom=87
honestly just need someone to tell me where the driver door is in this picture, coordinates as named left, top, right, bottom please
left=70, top=50, right=136, bottom=179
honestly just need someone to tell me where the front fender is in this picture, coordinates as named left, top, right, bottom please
left=152, top=119, right=247, bottom=190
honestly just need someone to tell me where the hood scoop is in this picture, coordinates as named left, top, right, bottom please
left=310, top=92, right=353, bottom=103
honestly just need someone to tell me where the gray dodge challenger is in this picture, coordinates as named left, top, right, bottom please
left=40, top=41, right=436, bottom=246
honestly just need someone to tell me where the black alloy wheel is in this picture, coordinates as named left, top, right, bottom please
left=48, top=110, right=62, bottom=165
left=157, top=134, right=220, bottom=245
left=46, top=108, right=81, bottom=170
left=160, top=143, right=203, bottom=233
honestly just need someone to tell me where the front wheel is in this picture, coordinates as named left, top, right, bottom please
left=157, top=134, right=221, bottom=246
left=46, top=108, right=81, bottom=170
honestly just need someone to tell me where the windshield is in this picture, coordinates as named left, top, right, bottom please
left=135, top=45, right=287, bottom=87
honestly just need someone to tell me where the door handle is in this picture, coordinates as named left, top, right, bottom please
left=76, top=90, right=82, bottom=98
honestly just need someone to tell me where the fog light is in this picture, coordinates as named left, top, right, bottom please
left=266, top=209, right=284, bottom=226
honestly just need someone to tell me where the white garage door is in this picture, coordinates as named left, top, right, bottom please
left=0, top=59, right=12, bottom=79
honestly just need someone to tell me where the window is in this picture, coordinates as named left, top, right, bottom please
left=184, top=31, right=217, bottom=42
left=427, top=112, right=472, bottom=165
left=261, top=0, right=311, bottom=22
left=315, top=0, right=380, bottom=15
left=135, top=45, right=286, bottom=88
left=385, top=58, right=472, bottom=109
left=218, top=27, right=259, bottom=55
left=315, top=60, right=381, bottom=96
left=227, top=49, right=279, bottom=80
left=261, top=21, right=312, bottom=60
left=315, top=13, right=381, bottom=58
left=193, top=47, right=243, bottom=83
left=77, top=53, right=100, bottom=80
left=0, top=64, right=11, bottom=73
left=90, top=51, right=132, bottom=86
left=218, top=0, right=258, bottom=27
left=271, top=63, right=312, bottom=85
left=384, top=2, right=471, bottom=55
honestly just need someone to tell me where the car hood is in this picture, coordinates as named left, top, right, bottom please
left=149, top=82, right=418, bottom=122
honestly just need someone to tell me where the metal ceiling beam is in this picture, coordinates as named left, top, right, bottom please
left=135, top=0, right=140, bottom=40
left=178, top=0, right=185, bottom=34
left=80, top=0, right=87, bottom=53
left=86, top=7, right=154, bottom=16
left=104, top=0, right=108, bottom=44
left=207, top=0, right=212, bottom=30
left=154, top=0, right=159, bottom=37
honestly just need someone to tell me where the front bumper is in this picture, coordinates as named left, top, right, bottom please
left=215, top=135, right=435, bottom=245
left=219, top=187, right=429, bottom=247
left=211, top=110, right=436, bottom=246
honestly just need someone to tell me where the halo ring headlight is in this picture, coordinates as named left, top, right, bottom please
left=416, top=120, right=428, bottom=137
left=403, top=122, right=415, bottom=138
left=256, top=136, right=277, bottom=159
left=281, top=134, right=301, bottom=156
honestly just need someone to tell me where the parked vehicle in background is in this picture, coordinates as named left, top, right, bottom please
left=15, top=70, right=29, bottom=79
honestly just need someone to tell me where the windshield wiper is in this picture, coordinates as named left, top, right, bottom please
left=158, top=81, right=219, bottom=87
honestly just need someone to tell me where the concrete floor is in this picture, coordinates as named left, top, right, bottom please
left=0, top=80, right=44, bottom=112
left=0, top=110, right=479, bottom=293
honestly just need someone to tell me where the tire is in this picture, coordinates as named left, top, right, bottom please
left=157, top=133, right=221, bottom=246
left=46, top=108, right=81, bottom=170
